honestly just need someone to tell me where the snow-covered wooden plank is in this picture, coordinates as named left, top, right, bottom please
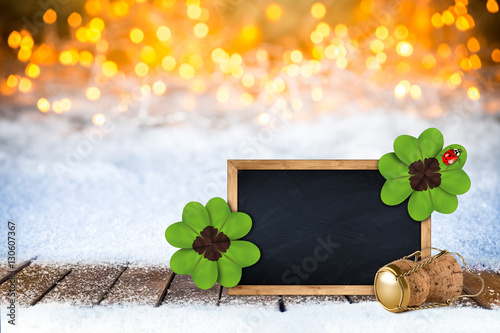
left=163, top=274, right=220, bottom=305
left=463, top=270, right=500, bottom=309
left=346, top=295, right=377, bottom=303
left=40, top=263, right=126, bottom=306
left=100, top=265, right=173, bottom=306
left=219, top=287, right=279, bottom=307
left=0, top=263, right=72, bottom=306
left=0, top=258, right=36, bottom=285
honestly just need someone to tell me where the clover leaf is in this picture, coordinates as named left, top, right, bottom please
left=379, top=128, right=471, bottom=221
left=165, top=197, right=261, bottom=289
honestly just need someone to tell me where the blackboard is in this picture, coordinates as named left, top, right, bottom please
left=227, top=160, right=431, bottom=295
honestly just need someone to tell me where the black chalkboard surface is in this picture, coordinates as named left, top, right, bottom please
left=227, top=160, right=431, bottom=295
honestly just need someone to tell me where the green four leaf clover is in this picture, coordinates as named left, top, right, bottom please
left=379, top=128, right=471, bottom=221
left=165, top=197, right=261, bottom=289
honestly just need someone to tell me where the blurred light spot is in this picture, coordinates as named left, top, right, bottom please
left=141, top=84, right=151, bottom=96
left=447, top=72, right=462, bottom=88
left=92, top=113, right=106, bottom=126
left=8, top=31, right=22, bottom=48
left=316, top=22, right=330, bottom=37
left=89, top=17, right=105, bottom=32
left=179, top=63, right=195, bottom=80
left=455, top=16, right=470, bottom=31
left=336, top=57, right=347, bottom=69
left=140, top=46, right=156, bottom=63
left=431, top=13, right=444, bottom=28
left=26, top=63, right=40, bottom=78
left=492, top=49, right=500, bottom=62
left=442, top=10, right=454, bottom=26
left=376, top=52, right=387, bottom=64
left=59, top=49, right=79, bottom=65
left=187, top=4, right=202, bottom=19
left=410, top=85, right=422, bottom=100
left=396, top=41, right=413, bottom=57
left=258, top=112, right=270, bottom=125
left=370, top=39, right=384, bottom=53
left=61, top=98, right=72, bottom=112
left=273, top=78, right=286, bottom=93
left=266, top=3, right=282, bottom=21
left=487, top=0, right=499, bottom=13
left=157, top=26, right=171, bottom=41
left=20, top=35, right=34, bottom=49
left=311, top=3, right=326, bottom=19
left=290, top=50, right=303, bottom=63
left=193, top=22, right=209, bottom=38
left=162, top=55, right=176, bottom=71
left=85, top=0, right=102, bottom=15
left=153, top=81, right=167, bottom=95
left=437, top=43, right=451, bottom=58
left=18, top=77, right=32, bottom=93
left=366, top=56, right=380, bottom=70
left=312, top=87, right=323, bottom=101
left=76, top=27, right=89, bottom=42
left=134, top=62, right=149, bottom=76
left=469, top=54, right=481, bottom=69
left=334, top=24, right=348, bottom=37
left=43, top=9, right=57, bottom=24
left=6, top=75, right=18, bottom=88
left=112, top=1, right=129, bottom=17
left=79, top=50, right=94, bottom=67
left=256, top=49, right=268, bottom=62
left=375, top=26, right=389, bottom=40
left=454, top=2, right=467, bottom=15
left=18, top=48, right=32, bottom=62
left=291, top=98, right=303, bottom=110
left=217, top=86, right=229, bottom=103
left=37, top=98, right=50, bottom=113
left=360, top=0, right=374, bottom=13
left=211, top=48, right=228, bottom=63
left=460, top=58, right=471, bottom=71
left=467, top=38, right=480, bottom=52
left=310, top=31, right=323, bottom=44
left=242, top=74, right=255, bottom=87
left=101, top=61, right=118, bottom=77
left=130, top=28, right=144, bottom=43
left=421, top=54, right=436, bottom=69
left=286, top=64, right=300, bottom=76
left=394, top=25, right=408, bottom=40
left=467, top=86, right=480, bottom=100
left=192, top=79, right=206, bottom=93
left=394, top=83, right=406, bottom=98
left=240, top=93, right=253, bottom=106
left=86, top=87, right=101, bottom=101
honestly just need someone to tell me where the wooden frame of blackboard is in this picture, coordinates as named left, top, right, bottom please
left=227, top=159, right=431, bottom=296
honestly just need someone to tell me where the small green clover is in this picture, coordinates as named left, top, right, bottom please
left=165, top=197, right=261, bottom=289
left=379, top=128, right=471, bottom=221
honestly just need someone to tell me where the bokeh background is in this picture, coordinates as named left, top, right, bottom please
left=0, top=0, right=499, bottom=268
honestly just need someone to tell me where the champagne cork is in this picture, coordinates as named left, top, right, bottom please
left=388, top=259, right=430, bottom=306
left=421, top=254, right=463, bottom=302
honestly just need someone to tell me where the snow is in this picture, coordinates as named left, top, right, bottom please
left=1, top=108, right=499, bottom=267
left=2, top=302, right=499, bottom=333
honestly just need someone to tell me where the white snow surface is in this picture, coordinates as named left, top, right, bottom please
left=1, top=302, right=499, bottom=333
left=0, top=109, right=499, bottom=268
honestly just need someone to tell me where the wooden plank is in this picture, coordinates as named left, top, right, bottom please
left=219, top=287, right=279, bottom=307
left=163, top=274, right=220, bottom=305
left=101, top=265, right=173, bottom=306
left=283, top=295, right=348, bottom=310
left=463, top=270, right=500, bottom=309
left=421, top=218, right=431, bottom=258
left=0, top=258, right=36, bottom=285
left=228, top=160, right=379, bottom=170
left=0, top=263, right=72, bottom=306
left=346, top=295, right=377, bottom=303
left=229, top=285, right=375, bottom=295
left=40, top=263, right=126, bottom=306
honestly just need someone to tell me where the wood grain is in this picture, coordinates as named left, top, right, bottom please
left=0, top=258, right=36, bottom=285
left=229, top=285, right=375, bottom=295
left=219, top=287, right=279, bottom=307
left=40, top=263, right=126, bottom=306
left=100, top=265, right=173, bottom=306
left=228, top=160, right=379, bottom=170
left=163, top=274, right=220, bottom=305
left=463, top=270, right=500, bottom=309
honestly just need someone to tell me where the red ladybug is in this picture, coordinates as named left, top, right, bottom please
left=442, top=148, right=462, bottom=165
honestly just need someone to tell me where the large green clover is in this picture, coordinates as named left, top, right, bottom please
left=379, top=128, right=471, bottom=221
left=165, top=197, right=261, bottom=289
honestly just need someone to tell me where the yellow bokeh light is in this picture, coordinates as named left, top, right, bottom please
left=311, top=2, right=326, bottom=19
left=43, top=9, right=57, bottom=24
left=431, top=13, right=444, bottom=28
left=18, top=77, right=32, bottom=93
left=112, top=1, right=129, bottom=17
left=470, top=54, right=481, bottom=69
left=455, top=16, right=470, bottom=31
left=256, top=49, right=268, bottom=62
left=375, top=26, right=389, bottom=40
left=454, top=2, right=467, bottom=15
left=258, top=112, right=270, bottom=125
left=442, top=10, right=455, bottom=26
left=212, top=48, right=228, bottom=63
left=130, top=28, right=144, bottom=43
left=467, top=38, right=480, bottom=53
left=312, top=87, right=323, bottom=101
left=86, top=0, right=102, bottom=15
left=240, top=93, right=253, bottom=106
left=79, top=50, right=94, bottom=67
left=18, top=48, right=32, bottom=62
left=266, top=3, right=283, bottom=21
left=59, top=49, right=79, bottom=65
left=410, top=85, right=422, bottom=100
left=460, top=58, right=471, bottom=71
left=376, top=51, right=387, bottom=64
left=92, top=113, right=106, bottom=126
left=141, top=84, right=151, bottom=96
left=492, top=49, right=500, bottom=63
left=310, top=31, right=323, bottom=44
left=437, top=43, right=451, bottom=58
left=467, top=86, right=480, bottom=101
left=193, top=22, right=209, bottom=38
left=217, top=86, right=229, bottom=103
left=135, top=62, right=149, bottom=77
left=291, top=98, right=303, bottom=111
left=240, top=24, right=259, bottom=44
left=25, top=63, right=40, bottom=78
left=394, top=25, right=408, bottom=40
left=61, top=98, right=72, bottom=112
left=273, top=78, right=286, bottom=93
left=187, top=4, right=202, bottom=19
left=8, top=31, right=22, bottom=48
left=140, top=46, right=156, bottom=63
left=290, top=50, right=303, bottom=63
left=86, top=29, right=101, bottom=43
left=52, top=100, right=63, bottom=114
left=487, top=0, right=499, bottom=13
left=86, top=87, right=101, bottom=101
left=157, top=26, right=171, bottom=42
left=231, top=66, right=244, bottom=79
left=334, top=24, right=348, bottom=37
left=76, top=27, right=89, bottom=42
left=179, top=63, right=195, bottom=80
left=365, top=56, right=379, bottom=70
left=448, top=72, right=462, bottom=87
left=37, top=98, right=50, bottom=113
left=242, top=74, right=255, bottom=87
left=89, top=17, right=105, bottom=32
left=192, top=79, right=206, bottom=94
left=101, top=60, right=118, bottom=77
left=396, top=41, right=413, bottom=57
left=7, top=75, right=19, bottom=88
left=316, top=22, right=330, bottom=37
left=230, top=53, right=243, bottom=66
left=162, top=56, right=176, bottom=71
left=369, top=39, right=384, bottom=53
left=360, top=0, right=374, bottom=13
left=394, top=83, right=406, bottom=98
left=336, top=57, right=347, bottom=69
left=20, top=35, right=34, bottom=49
left=68, top=12, right=82, bottom=28
left=153, top=81, right=167, bottom=95
left=421, top=54, right=436, bottom=69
